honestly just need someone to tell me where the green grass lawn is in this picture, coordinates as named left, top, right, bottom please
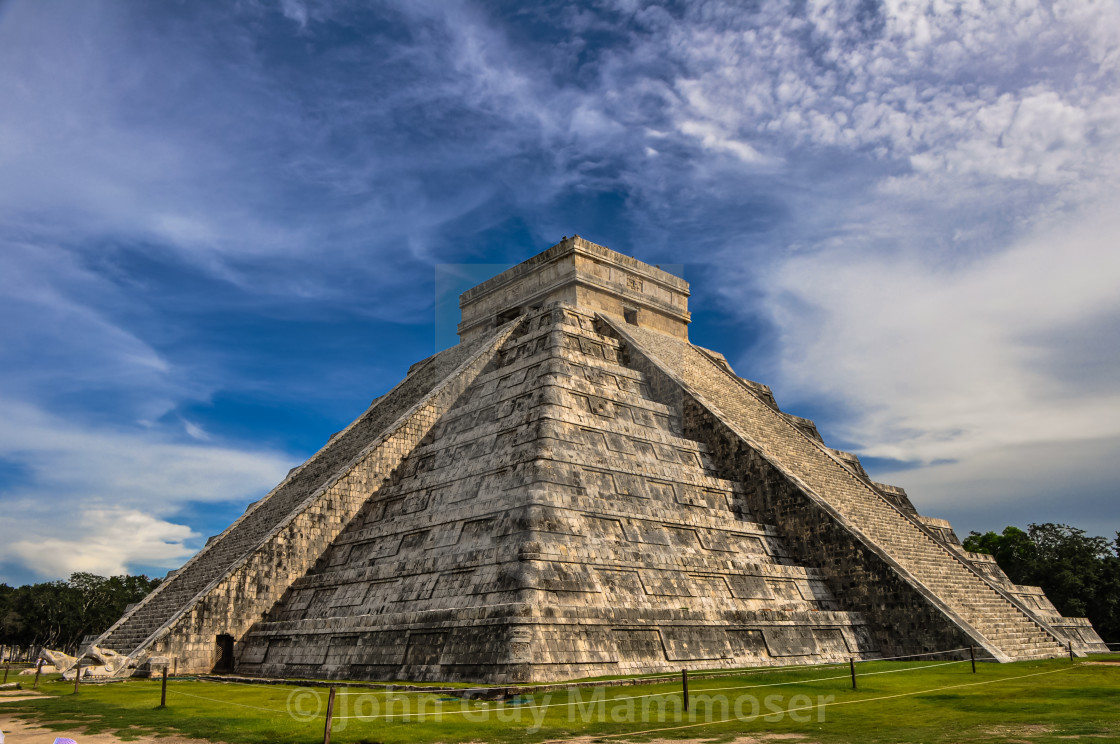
left=5, top=656, right=1119, bottom=744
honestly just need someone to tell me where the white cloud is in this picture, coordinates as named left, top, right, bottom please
left=599, top=0, right=1120, bottom=208
left=9, top=509, right=198, bottom=578
left=875, top=436, right=1120, bottom=537
left=182, top=419, right=211, bottom=442
left=581, top=1, right=1120, bottom=538
left=279, top=0, right=309, bottom=28
left=0, top=399, right=291, bottom=510
left=0, top=397, right=292, bottom=579
left=0, top=1, right=456, bottom=316
left=678, top=120, right=774, bottom=165
left=0, top=235, right=291, bottom=580
left=762, top=205, right=1120, bottom=464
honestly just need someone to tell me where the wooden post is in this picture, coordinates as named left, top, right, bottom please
left=33, top=658, right=43, bottom=689
left=323, top=686, right=336, bottom=744
left=73, top=660, right=82, bottom=694
left=1069, top=640, right=1074, bottom=661
left=970, top=646, right=976, bottom=673
left=3, top=647, right=9, bottom=683
left=681, top=669, right=689, bottom=712
left=160, top=665, right=169, bottom=708
left=849, top=658, right=857, bottom=690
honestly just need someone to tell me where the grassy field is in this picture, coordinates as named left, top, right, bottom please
left=4, top=656, right=1119, bottom=744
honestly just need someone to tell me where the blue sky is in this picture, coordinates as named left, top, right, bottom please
left=1, top=0, right=1118, bottom=585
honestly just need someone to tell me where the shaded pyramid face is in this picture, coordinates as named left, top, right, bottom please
left=238, top=305, right=874, bottom=682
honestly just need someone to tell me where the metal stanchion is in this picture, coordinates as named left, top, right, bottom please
left=682, top=669, right=689, bottom=712
left=849, top=658, right=857, bottom=689
left=323, top=686, right=336, bottom=744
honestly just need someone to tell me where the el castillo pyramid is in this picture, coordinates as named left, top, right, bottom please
left=92, top=237, right=1106, bottom=682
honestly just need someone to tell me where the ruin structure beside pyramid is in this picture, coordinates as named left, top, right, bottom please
left=94, top=237, right=1107, bottom=682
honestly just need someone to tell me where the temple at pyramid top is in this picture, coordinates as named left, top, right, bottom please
left=458, top=235, right=690, bottom=342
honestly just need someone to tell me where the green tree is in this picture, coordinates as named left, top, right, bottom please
left=964, top=523, right=1119, bottom=642
left=963, top=525, right=1038, bottom=580
left=0, top=573, right=160, bottom=652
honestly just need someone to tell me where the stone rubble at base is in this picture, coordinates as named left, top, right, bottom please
left=71, top=236, right=1106, bottom=682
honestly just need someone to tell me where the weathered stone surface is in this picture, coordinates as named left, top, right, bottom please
left=92, top=320, right=521, bottom=673
left=458, top=236, right=691, bottom=342
left=599, top=315, right=1101, bottom=660
left=97, top=236, right=1104, bottom=681
left=39, top=648, right=76, bottom=674
left=238, top=304, right=872, bottom=682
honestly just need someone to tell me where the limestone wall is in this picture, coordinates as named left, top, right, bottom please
left=601, top=315, right=1069, bottom=661
left=239, top=305, right=876, bottom=683
left=98, top=321, right=520, bottom=672
left=458, top=237, right=690, bottom=342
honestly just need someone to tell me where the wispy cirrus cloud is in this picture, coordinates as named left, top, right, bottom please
left=1, top=0, right=1118, bottom=584
left=554, top=0, right=1120, bottom=531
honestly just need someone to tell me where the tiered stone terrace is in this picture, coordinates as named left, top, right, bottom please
left=96, top=321, right=520, bottom=668
left=239, top=306, right=874, bottom=682
left=601, top=317, right=1075, bottom=661
left=94, top=236, right=1105, bottom=680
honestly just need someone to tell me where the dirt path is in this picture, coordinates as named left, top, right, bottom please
left=0, top=719, right=820, bottom=744
left=0, top=712, right=217, bottom=744
left=0, top=714, right=821, bottom=744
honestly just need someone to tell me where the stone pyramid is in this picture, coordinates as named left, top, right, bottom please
left=94, top=237, right=1106, bottom=682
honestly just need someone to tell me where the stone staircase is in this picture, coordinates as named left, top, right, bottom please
left=604, top=316, right=1069, bottom=661
left=97, top=324, right=512, bottom=659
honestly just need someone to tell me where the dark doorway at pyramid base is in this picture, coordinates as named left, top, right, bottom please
left=213, top=634, right=235, bottom=673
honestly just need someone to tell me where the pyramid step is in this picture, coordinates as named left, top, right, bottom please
left=607, top=317, right=1073, bottom=669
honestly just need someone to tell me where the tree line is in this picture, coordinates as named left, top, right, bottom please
left=0, top=572, right=161, bottom=653
left=963, top=523, right=1119, bottom=642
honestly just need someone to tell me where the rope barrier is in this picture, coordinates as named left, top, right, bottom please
left=332, top=659, right=852, bottom=695
left=333, top=670, right=863, bottom=720
left=621, top=659, right=850, bottom=682
left=326, top=650, right=963, bottom=699
left=332, top=685, right=502, bottom=697
left=672, top=672, right=852, bottom=697
left=157, top=644, right=1059, bottom=727
left=202, top=648, right=973, bottom=699
left=333, top=659, right=851, bottom=696
left=167, top=688, right=291, bottom=714
left=198, top=677, right=499, bottom=696
left=855, top=659, right=967, bottom=676
left=581, top=664, right=1078, bottom=740
left=867, top=647, right=970, bottom=661
left=202, top=657, right=855, bottom=698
